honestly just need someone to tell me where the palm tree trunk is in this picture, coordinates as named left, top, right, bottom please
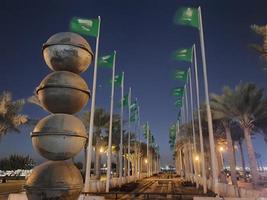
left=232, top=142, right=237, bottom=168
left=238, top=139, right=246, bottom=172
left=116, top=151, right=120, bottom=177
left=243, top=126, right=259, bottom=187
left=95, top=145, right=100, bottom=179
left=223, top=122, right=238, bottom=186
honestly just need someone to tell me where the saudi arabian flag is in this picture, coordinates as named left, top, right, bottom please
left=173, top=69, right=188, bottom=81
left=111, top=73, right=123, bottom=87
left=130, top=108, right=139, bottom=122
left=174, top=7, right=199, bottom=28
left=98, top=53, right=115, bottom=68
left=129, top=101, right=138, bottom=112
left=70, top=17, right=99, bottom=37
left=175, top=99, right=183, bottom=107
left=143, top=123, right=149, bottom=138
left=122, top=94, right=129, bottom=107
left=172, top=47, right=192, bottom=62
left=172, top=87, right=184, bottom=97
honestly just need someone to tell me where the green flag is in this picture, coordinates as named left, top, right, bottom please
left=172, top=48, right=192, bottom=62
left=129, top=101, right=137, bottom=112
left=175, top=99, right=183, bottom=107
left=174, top=7, right=199, bottom=28
left=111, top=74, right=123, bottom=87
left=173, top=69, right=188, bottom=81
left=130, top=110, right=138, bottom=122
left=70, top=17, right=99, bottom=37
left=121, top=94, right=129, bottom=107
left=172, top=87, right=184, bottom=97
left=98, top=53, right=115, bottom=68
left=143, top=123, right=149, bottom=138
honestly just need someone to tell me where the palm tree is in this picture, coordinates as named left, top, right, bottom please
left=0, top=91, right=29, bottom=140
left=80, top=108, right=109, bottom=179
left=250, top=25, right=267, bottom=63
left=210, top=91, right=238, bottom=186
left=211, top=83, right=267, bottom=187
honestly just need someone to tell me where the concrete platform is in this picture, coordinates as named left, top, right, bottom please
left=7, top=193, right=105, bottom=200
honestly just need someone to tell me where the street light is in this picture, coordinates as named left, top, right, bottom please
left=144, top=159, right=148, bottom=164
left=99, top=147, right=104, bottom=153
left=195, top=155, right=199, bottom=161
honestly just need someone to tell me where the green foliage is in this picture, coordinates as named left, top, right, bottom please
left=0, top=91, right=28, bottom=137
left=0, top=154, right=35, bottom=170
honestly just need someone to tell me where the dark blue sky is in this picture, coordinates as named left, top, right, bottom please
left=0, top=0, right=267, bottom=166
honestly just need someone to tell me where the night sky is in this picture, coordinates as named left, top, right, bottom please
left=0, top=0, right=267, bottom=166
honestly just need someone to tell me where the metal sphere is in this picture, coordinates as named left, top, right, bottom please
left=25, top=161, right=83, bottom=200
left=31, top=114, right=87, bottom=160
left=36, top=71, right=90, bottom=114
left=42, top=32, right=93, bottom=74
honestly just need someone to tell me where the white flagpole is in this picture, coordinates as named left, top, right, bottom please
left=146, top=122, right=149, bottom=177
left=175, top=120, right=180, bottom=174
left=84, top=16, right=101, bottom=193
left=193, top=44, right=207, bottom=193
left=127, top=87, right=132, bottom=177
left=189, top=68, right=198, bottom=185
left=137, top=105, right=141, bottom=179
left=119, top=72, right=124, bottom=187
left=188, top=68, right=196, bottom=153
left=184, top=83, right=193, bottom=178
left=184, top=84, right=189, bottom=123
left=198, top=6, right=218, bottom=193
left=106, top=51, right=116, bottom=192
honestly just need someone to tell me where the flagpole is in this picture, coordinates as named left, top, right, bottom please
left=189, top=67, right=198, bottom=185
left=106, top=51, right=116, bottom=192
left=84, top=16, right=101, bottom=193
left=119, top=72, right=124, bottom=187
left=198, top=7, right=218, bottom=193
left=184, top=83, right=193, bottom=179
left=137, top=105, right=141, bottom=179
left=146, top=122, right=149, bottom=177
left=175, top=119, right=180, bottom=174
left=188, top=68, right=196, bottom=153
left=127, top=87, right=131, bottom=177
left=193, top=44, right=207, bottom=193
left=133, top=98, right=138, bottom=181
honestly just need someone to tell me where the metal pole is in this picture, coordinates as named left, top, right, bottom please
left=198, top=7, right=218, bottom=193
left=119, top=72, right=124, bottom=186
left=146, top=122, right=149, bottom=177
left=127, top=88, right=131, bottom=177
left=193, top=44, right=207, bottom=193
left=84, top=16, right=101, bottom=192
left=106, top=51, right=116, bottom=192
left=189, top=68, right=196, bottom=153
left=189, top=68, right=198, bottom=184
left=137, top=106, right=141, bottom=179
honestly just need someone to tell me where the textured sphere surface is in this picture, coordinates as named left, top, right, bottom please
left=25, top=161, right=83, bottom=200
left=31, top=114, right=87, bottom=160
left=43, top=32, right=93, bottom=74
left=36, top=71, right=90, bottom=114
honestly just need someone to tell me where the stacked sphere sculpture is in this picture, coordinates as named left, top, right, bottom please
left=25, top=32, right=92, bottom=200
